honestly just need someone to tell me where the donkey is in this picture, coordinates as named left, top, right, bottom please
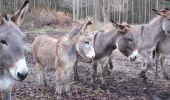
left=153, top=34, right=170, bottom=80
left=0, top=0, right=29, bottom=100
left=32, top=21, right=95, bottom=99
left=115, top=24, right=170, bottom=81
left=113, top=8, right=170, bottom=80
left=73, top=21, right=135, bottom=89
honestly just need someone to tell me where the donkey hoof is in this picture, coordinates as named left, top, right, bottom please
left=74, top=75, right=79, bottom=82
left=147, top=61, right=155, bottom=67
left=139, top=72, right=148, bottom=80
left=74, top=77, right=79, bottom=82
left=100, top=83, right=108, bottom=90
left=164, top=75, right=170, bottom=80
left=90, top=83, right=97, bottom=90
left=66, top=92, right=72, bottom=97
left=107, top=70, right=112, bottom=75
left=56, top=95, right=62, bottom=100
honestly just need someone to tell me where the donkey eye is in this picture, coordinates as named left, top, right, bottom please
left=125, top=38, right=133, bottom=42
left=84, top=41, right=89, bottom=44
left=0, top=40, right=8, bottom=46
left=127, top=39, right=133, bottom=42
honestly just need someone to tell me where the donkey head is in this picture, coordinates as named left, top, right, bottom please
left=152, top=8, right=170, bottom=34
left=116, top=36, right=136, bottom=58
left=76, top=36, right=95, bottom=62
left=74, top=18, right=95, bottom=62
left=0, top=0, right=29, bottom=82
left=110, top=20, right=138, bottom=61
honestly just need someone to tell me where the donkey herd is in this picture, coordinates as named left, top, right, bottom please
left=1, top=0, right=170, bottom=99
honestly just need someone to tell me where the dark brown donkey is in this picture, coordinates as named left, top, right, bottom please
left=0, top=0, right=29, bottom=100
left=113, top=8, right=170, bottom=80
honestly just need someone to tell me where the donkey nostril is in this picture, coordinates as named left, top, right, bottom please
left=130, top=57, right=133, bottom=62
left=17, top=72, right=28, bottom=81
left=130, top=56, right=135, bottom=62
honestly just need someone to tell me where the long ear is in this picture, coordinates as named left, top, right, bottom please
left=110, top=19, right=119, bottom=28
left=152, top=8, right=169, bottom=16
left=152, top=9, right=161, bottom=15
left=110, top=20, right=126, bottom=30
left=0, top=15, right=4, bottom=26
left=0, top=13, right=9, bottom=26
left=11, top=0, right=29, bottom=26
left=110, top=19, right=126, bottom=30
left=81, top=18, right=92, bottom=34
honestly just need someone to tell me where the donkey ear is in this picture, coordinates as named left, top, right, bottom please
left=81, top=18, right=92, bottom=34
left=152, top=8, right=169, bottom=16
left=11, top=0, right=29, bottom=26
left=0, top=15, right=4, bottom=26
left=110, top=20, right=126, bottom=30
left=0, top=13, right=9, bottom=26
left=117, top=24, right=129, bottom=34
left=110, top=19, right=119, bottom=28
left=110, top=20, right=125, bottom=30
left=152, top=9, right=161, bottom=15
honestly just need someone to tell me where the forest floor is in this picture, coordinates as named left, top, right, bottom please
left=10, top=22, right=170, bottom=100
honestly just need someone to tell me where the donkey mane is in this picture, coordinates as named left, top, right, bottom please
left=147, top=16, right=163, bottom=27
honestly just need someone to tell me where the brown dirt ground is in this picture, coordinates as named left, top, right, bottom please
left=11, top=25, right=170, bottom=100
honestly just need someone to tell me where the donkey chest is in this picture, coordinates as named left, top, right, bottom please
left=0, top=70, right=13, bottom=90
left=58, top=44, right=76, bottom=61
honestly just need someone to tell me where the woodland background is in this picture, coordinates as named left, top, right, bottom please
left=0, top=0, right=170, bottom=24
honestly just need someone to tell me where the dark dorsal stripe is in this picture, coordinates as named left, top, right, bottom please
left=141, top=25, right=145, bottom=41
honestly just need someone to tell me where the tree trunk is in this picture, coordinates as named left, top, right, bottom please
left=73, top=0, right=76, bottom=20
left=76, top=0, right=79, bottom=19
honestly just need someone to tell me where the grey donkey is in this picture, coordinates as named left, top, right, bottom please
left=0, top=0, right=29, bottom=100
left=113, top=8, right=170, bottom=80
left=74, top=20, right=135, bottom=89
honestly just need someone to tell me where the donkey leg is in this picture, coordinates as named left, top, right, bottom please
left=139, top=51, right=154, bottom=80
left=73, top=60, right=79, bottom=81
left=98, top=57, right=109, bottom=89
left=56, top=82, right=63, bottom=100
left=65, top=67, right=73, bottom=97
left=155, top=59, right=159, bottom=81
left=139, top=66, right=149, bottom=81
left=43, top=67, right=47, bottom=87
left=101, top=64, right=109, bottom=89
left=108, top=57, right=113, bottom=70
left=154, top=51, right=160, bottom=81
left=160, top=56, right=169, bottom=80
left=36, top=63, right=47, bottom=87
left=55, top=69, right=63, bottom=100
left=106, top=57, right=113, bottom=75
left=91, top=60, right=97, bottom=89
left=2, top=89, right=11, bottom=100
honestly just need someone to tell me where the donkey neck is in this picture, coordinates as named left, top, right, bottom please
left=146, top=16, right=163, bottom=32
left=135, top=16, right=164, bottom=51
left=93, top=29, right=117, bottom=58
left=0, top=70, right=13, bottom=90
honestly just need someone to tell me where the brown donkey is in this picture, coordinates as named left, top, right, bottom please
left=0, top=0, right=29, bottom=100
left=32, top=21, right=95, bottom=99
